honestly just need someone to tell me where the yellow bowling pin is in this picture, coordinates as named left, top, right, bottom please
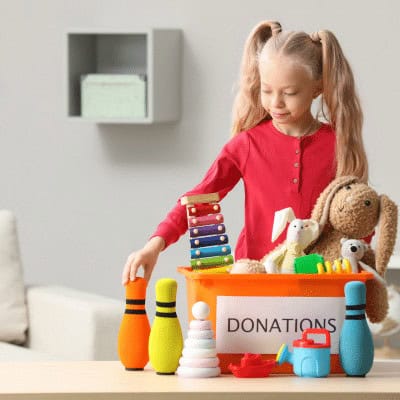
left=148, top=278, right=183, bottom=374
left=118, top=277, right=150, bottom=370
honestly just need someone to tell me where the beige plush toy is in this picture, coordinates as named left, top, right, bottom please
left=262, top=207, right=319, bottom=273
left=230, top=258, right=266, bottom=274
left=306, top=176, right=398, bottom=323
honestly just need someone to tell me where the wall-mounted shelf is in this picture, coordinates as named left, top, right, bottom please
left=67, top=29, right=182, bottom=124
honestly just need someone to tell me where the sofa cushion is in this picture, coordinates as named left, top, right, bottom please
left=0, top=210, right=28, bottom=343
left=0, top=342, right=58, bottom=361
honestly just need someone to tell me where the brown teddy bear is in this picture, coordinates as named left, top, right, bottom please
left=306, top=176, right=398, bottom=323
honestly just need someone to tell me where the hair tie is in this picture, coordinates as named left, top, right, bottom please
left=310, top=31, right=321, bottom=43
left=271, top=22, right=282, bottom=37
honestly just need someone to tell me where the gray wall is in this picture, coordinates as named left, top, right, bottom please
left=1, top=0, right=399, bottom=329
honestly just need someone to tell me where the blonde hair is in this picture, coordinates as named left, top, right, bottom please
left=231, top=21, right=368, bottom=182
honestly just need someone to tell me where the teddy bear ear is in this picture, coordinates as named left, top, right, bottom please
left=311, top=176, right=359, bottom=229
left=340, top=238, right=348, bottom=245
left=375, top=194, right=398, bottom=275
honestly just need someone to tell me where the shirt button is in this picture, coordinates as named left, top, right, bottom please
left=293, top=178, right=298, bottom=184
left=294, top=162, right=299, bottom=168
left=295, top=149, right=300, bottom=154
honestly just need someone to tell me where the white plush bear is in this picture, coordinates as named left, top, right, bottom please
left=340, top=238, right=386, bottom=285
left=340, top=238, right=368, bottom=273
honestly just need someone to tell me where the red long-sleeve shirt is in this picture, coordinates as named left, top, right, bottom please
left=152, top=119, right=336, bottom=260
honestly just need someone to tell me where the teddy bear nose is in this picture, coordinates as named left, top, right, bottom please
left=350, top=246, right=358, bottom=252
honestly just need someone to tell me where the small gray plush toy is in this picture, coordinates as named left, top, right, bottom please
left=340, top=238, right=368, bottom=273
left=340, top=238, right=386, bottom=285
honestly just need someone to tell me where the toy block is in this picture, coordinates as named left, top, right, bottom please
left=294, top=254, right=325, bottom=274
left=317, top=263, right=325, bottom=274
left=181, top=193, right=220, bottom=206
left=342, top=258, right=352, bottom=273
left=334, top=259, right=343, bottom=273
left=324, top=260, right=333, bottom=273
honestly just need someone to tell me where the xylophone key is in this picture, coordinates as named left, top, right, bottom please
left=191, top=255, right=234, bottom=269
left=188, top=214, right=224, bottom=228
left=190, top=245, right=231, bottom=259
left=187, top=203, right=221, bottom=217
left=190, top=234, right=228, bottom=248
left=190, top=224, right=225, bottom=237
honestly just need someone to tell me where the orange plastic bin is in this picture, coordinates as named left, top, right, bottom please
left=178, top=267, right=373, bottom=374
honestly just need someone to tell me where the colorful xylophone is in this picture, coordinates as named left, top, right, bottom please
left=180, top=193, right=234, bottom=271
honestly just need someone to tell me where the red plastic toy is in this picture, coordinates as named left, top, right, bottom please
left=228, top=353, right=276, bottom=378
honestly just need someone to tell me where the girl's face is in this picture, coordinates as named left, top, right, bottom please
left=259, top=55, right=322, bottom=131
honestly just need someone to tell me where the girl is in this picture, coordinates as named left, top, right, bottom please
left=122, top=20, right=368, bottom=284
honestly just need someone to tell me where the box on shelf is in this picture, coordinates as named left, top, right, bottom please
left=178, top=267, right=374, bottom=374
left=81, top=74, right=146, bottom=119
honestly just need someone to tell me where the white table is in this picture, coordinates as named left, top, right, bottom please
left=0, top=360, right=399, bottom=400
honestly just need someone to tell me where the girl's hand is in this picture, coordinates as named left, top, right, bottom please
left=122, top=236, right=165, bottom=285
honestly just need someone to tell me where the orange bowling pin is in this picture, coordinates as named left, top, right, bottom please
left=118, top=277, right=150, bottom=370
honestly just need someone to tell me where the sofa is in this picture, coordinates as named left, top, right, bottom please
left=0, top=210, right=123, bottom=361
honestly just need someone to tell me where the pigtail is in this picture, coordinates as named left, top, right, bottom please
left=231, top=21, right=281, bottom=136
left=318, top=31, right=368, bottom=182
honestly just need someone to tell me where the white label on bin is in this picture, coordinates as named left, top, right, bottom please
left=216, top=296, right=345, bottom=354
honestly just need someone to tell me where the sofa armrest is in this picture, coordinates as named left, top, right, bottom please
left=26, top=285, right=123, bottom=360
